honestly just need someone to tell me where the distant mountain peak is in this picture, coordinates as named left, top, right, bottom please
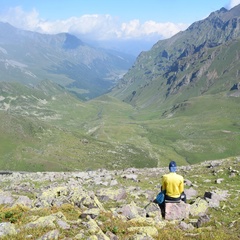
left=60, top=33, right=84, bottom=50
left=0, top=22, right=134, bottom=100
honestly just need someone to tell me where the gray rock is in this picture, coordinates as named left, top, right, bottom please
left=13, top=195, right=33, bottom=208
left=110, top=179, right=118, bottom=186
left=184, top=187, right=198, bottom=200
left=122, top=174, right=138, bottom=181
left=0, top=222, right=17, bottom=237
left=165, top=202, right=190, bottom=220
left=215, top=178, right=224, bottom=184
left=184, top=179, right=193, bottom=187
left=56, top=219, right=71, bottom=230
left=25, top=215, right=57, bottom=229
left=37, top=229, right=60, bottom=240
left=0, top=191, right=15, bottom=205
left=118, top=202, right=146, bottom=220
left=179, top=221, right=194, bottom=230
left=196, top=214, right=211, bottom=228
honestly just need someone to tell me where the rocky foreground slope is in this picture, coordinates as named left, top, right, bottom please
left=0, top=157, right=239, bottom=239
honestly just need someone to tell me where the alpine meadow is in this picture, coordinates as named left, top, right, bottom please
left=1, top=5, right=240, bottom=172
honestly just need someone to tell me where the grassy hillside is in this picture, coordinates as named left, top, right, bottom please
left=1, top=81, right=239, bottom=171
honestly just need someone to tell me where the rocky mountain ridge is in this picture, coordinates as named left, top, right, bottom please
left=0, top=157, right=239, bottom=239
left=111, top=4, right=240, bottom=109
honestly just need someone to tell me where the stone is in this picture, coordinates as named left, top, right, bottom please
left=56, top=219, right=71, bottom=230
left=184, top=179, right=193, bottom=187
left=118, top=202, right=146, bottom=220
left=13, top=195, right=33, bottom=208
left=96, top=188, right=127, bottom=202
left=196, top=214, right=211, bottom=228
left=190, top=198, right=208, bottom=216
left=127, top=226, right=158, bottom=238
left=83, top=218, right=110, bottom=239
left=204, top=190, right=229, bottom=201
left=37, top=229, right=60, bottom=240
left=0, top=222, right=17, bottom=237
left=25, top=215, right=56, bottom=229
left=80, top=208, right=101, bottom=219
left=0, top=191, right=15, bottom=205
left=179, top=221, right=194, bottom=230
left=131, top=233, right=154, bottom=240
left=122, top=174, right=138, bottom=181
left=106, top=231, right=119, bottom=240
left=184, top=187, right=198, bottom=200
left=215, top=178, right=224, bottom=184
left=165, top=202, right=190, bottom=220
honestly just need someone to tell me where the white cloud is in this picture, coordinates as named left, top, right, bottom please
left=0, top=7, right=41, bottom=30
left=229, top=0, right=240, bottom=8
left=0, top=7, right=188, bottom=41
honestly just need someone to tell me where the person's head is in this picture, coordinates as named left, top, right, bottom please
left=169, top=161, right=177, bottom=172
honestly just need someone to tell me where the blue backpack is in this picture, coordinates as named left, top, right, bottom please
left=155, top=190, right=166, bottom=204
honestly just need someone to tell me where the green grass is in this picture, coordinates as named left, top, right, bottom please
left=0, top=81, right=240, bottom=171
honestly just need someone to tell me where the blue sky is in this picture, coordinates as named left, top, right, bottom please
left=0, top=0, right=239, bottom=43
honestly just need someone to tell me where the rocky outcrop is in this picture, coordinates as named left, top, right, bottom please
left=0, top=158, right=238, bottom=239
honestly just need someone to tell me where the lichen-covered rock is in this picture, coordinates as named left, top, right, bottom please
left=127, top=226, right=158, bottom=238
left=80, top=207, right=101, bottom=219
left=0, top=191, right=15, bottom=205
left=34, top=185, right=104, bottom=211
left=96, top=188, right=127, bottom=202
left=118, top=201, right=146, bottom=220
left=25, top=215, right=57, bottom=229
left=37, top=229, right=60, bottom=240
left=131, top=233, right=154, bottom=240
left=13, top=195, right=33, bottom=208
left=82, top=218, right=110, bottom=239
left=0, top=222, right=17, bottom=237
left=56, top=219, right=70, bottom=230
left=190, top=198, right=209, bottom=216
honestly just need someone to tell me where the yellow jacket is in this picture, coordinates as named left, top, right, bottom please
left=161, top=172, right=184, bottom=198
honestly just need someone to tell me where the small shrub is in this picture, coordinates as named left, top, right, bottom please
left=5, top=211, right=14, bottom=219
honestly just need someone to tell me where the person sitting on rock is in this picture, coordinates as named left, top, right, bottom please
left=158, top=161, right=186, bottom=217
left=162, top=160, right=186, bottom=203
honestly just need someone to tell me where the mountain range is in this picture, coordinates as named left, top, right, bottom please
left=0, top=5, right=240, bottom=171
left=111, top=5, right=240, bottom=108
left=0, top=22, right=135, bottom=100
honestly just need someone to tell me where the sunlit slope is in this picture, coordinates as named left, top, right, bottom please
left=0, top=81, right=159, bottom=171
left=131, top=93, right=240, bottom=165
left=1, top=81, right=240, bottom=171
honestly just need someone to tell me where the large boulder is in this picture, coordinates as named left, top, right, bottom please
left=190, top=198, right=209, bottom=216
left=117, top=201, right=146, bottom=220
left=165, top=201, right=190, bottom=220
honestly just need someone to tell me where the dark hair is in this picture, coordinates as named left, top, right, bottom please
left=169, top=161, right=176, bottom=167
left=169, top=161, right=177, bottom=172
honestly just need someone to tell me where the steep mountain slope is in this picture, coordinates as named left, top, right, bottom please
left=0, top=22, right=135, bottom=100
left=111, top=5, right=240, bottom=109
